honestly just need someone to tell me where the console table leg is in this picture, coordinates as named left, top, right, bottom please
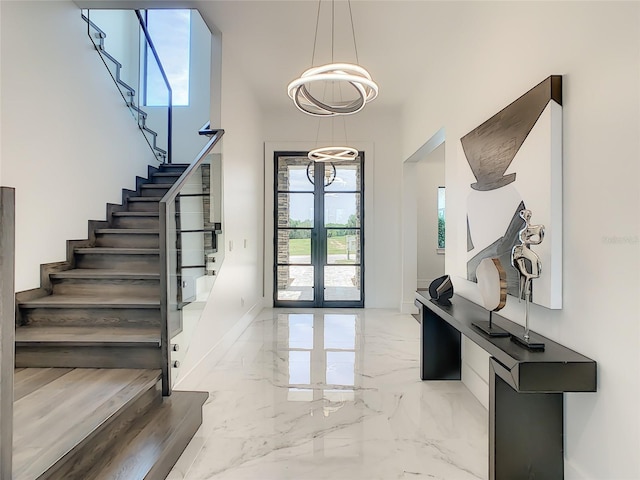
left=420, top=308, right=461, bottom=380
left=489, top=359, right=564, bottom=479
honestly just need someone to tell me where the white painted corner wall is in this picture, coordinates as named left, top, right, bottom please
left=401, top=2, right=640, bottom=478
left=1, top=1, right=156, bottom=292
left=415, top=144, right=445, bottom=289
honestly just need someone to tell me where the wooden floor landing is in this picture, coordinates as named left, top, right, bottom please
left=13, top=368, right=161, bottom=480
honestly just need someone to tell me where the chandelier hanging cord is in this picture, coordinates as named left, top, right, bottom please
left=331, top=0, right=335, bottom=63
left=310, top=0, right=322, bottom=66
left=348, top=0, right=359, bottom=64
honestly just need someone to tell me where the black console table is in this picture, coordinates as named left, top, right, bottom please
left=415, top=292, right=597, bottom=480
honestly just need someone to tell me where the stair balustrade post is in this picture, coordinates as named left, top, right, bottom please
left=0, top=187, right=16, bottom=480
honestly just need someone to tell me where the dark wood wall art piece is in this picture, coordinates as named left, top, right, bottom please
left=462, top=76, right=563, bottom=309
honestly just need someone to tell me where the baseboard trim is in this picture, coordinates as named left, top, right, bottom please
left=401, top=301, right=418, bottom=315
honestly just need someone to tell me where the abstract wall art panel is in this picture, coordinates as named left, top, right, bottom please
left=462, top=76, right=563, bottom=309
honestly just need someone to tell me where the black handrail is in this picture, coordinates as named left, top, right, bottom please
left=135, top=10, right=173, bottom=164
left=199, top=121, right=216, bottom=137
left=159, top=127, right=224, bottom=395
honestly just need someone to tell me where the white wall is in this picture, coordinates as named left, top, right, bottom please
left=0, top=2, right=3, bottom=187
left=176, top=36, right=265, bottom=385
left=262, top=106, right=403, bottom=309
left=416, top=143, right=445, bottom=288
left=0, top=0, right=156, bottom=292
left=86, top=9, right=139, bottom=91
left=402, top=2, right=640, bottom=478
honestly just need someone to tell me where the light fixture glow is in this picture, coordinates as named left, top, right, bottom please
left=288, top=0, right=378, bottom=117
left=308, top=146, right=358, bottom=162
left=288, top=63, right=378, bottom=117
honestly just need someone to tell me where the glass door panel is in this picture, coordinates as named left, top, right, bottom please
left=324, top=193, right=360, bottom=227
left=277, top=265, right=314, bottom=301
left=325, top=163, right=361, bottom=191
left=324, top=265, right=361, bottom=301
left=277, top=229, right=311, bottom=264
left=326, top=229, right=360, bottom=265
left=277, top=193, right=314, bottom=227
left=275, top=152, right=364, bottom=307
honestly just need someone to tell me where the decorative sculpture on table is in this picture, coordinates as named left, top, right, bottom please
left=510, top=209, right=545, bottom=350
left=472, top=257, right=510, bottom=337
left=428, top=275, right=454, bottom=305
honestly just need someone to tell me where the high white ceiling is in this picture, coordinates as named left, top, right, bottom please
left=75, top=0, right=464, bottom=112
left=192, top=0, right=443, bottom=111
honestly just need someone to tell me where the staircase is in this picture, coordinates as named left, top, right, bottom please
left=13, top=163, right=207, bottom=479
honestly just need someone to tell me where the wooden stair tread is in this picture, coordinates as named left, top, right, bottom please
left=50, top=269, right=160, bottom=280
left=161, top=163, right=190, bottom=168
left=95, top=228, right=159, bottom=234
left=75, top=247, right=159, bottom=254
left=141, top=183, right=173, bottom=189
left=13, top=368, right=161, bottom=480
left=152, top=172, right=182, bottom=177
left=19, top=294, right=160, bottom=308
left=127, top=197, right=162, bottom=202
left=16, top=326, right=160, bottom=345
left=88, top=390, right=208, bottom=480
left=14, top=367, right=74, bottom=401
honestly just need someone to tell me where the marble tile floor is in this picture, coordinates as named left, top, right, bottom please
left=168, top=309, right=488, bottom=480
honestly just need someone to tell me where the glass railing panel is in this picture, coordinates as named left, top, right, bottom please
left=144, top=9, right=212, bottom=164
left=162, top=144, right=223, bottom=389
left=84, top=9, right=138, bottom=120
left=83, top=9, right=170, bottom=163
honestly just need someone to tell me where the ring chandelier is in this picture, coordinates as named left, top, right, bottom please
left=288, top=63, right=378, bottom=117
left=308, top=145, right=358, bottom=162
left=288, top=0, right=378, bottom=118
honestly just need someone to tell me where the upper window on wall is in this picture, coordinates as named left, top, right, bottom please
left=144, top=9, right=191, bottom=106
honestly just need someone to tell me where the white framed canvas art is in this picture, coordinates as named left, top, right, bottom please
left=462, top=76, right=562, bottom=309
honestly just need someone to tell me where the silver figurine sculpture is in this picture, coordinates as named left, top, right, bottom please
left=511, top=209, right=544, bottom=341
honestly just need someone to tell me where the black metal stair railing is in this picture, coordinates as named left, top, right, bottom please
left=81, top=10, right=172, bottom=163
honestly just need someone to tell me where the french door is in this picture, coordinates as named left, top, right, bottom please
left=274, top=152, right=364, bottom=307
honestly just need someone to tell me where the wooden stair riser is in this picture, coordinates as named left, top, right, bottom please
left=85, top=391, right=208, bottom=480
left=19, top=307, right=160, bottom=328
left=151, top=173, right=182, bottom=184
left=143, top=396, right=206, bottom=479
left=126, top=199, right=160, bottom=212
left=159, top=164, right=189, bottom=173
left=16, top=345, right=163, bottom=369
left=111, top=216, right=159, bottom=229
left=42, top=381, right=162, bottom=480
left=140, top=186, right=171, bottom=197
left=75, top=253, right=159, bottom=272
left=96, top=232, right=160, bottom=248
left=51, top=278, right=160, bottom=297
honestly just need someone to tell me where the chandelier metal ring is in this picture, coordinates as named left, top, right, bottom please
left=298, top=82, right=365, bottom=115
left=308, top=146, right=359, bottom=162
left=287, top=63, right=379, bottom=117
left=306, top=161, right=337, bottom=187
